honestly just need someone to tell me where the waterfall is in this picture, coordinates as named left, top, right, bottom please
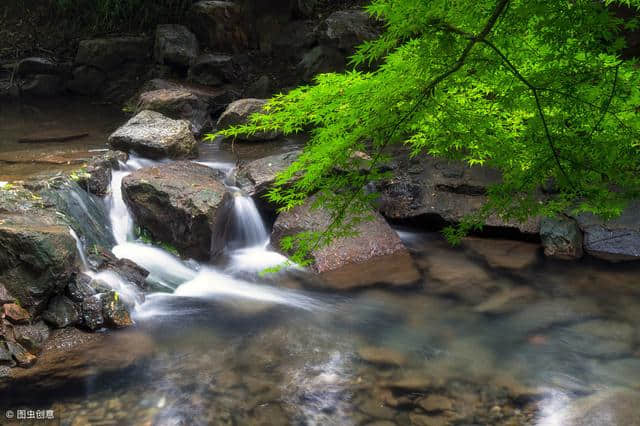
left=230, top=193, right=269, bottom=248
left=69, top=228, right=89, bottom=270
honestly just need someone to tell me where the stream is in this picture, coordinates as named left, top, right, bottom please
left=1, top=104, right=640, bottom=426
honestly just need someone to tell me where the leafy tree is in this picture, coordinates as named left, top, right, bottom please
left=215, top=0, right=640, bottom=265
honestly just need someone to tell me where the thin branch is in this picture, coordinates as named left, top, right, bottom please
left=588, top=64, right=620, bottom=139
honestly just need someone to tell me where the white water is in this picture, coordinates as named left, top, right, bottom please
left=229, top=194, right=269, bottom=247
left=69, top=228, right=89, bottom=270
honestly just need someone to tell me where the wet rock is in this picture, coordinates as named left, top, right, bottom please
left=473, top=286, right=538, bottom=315
left=0, top=211, right=76, bottom=314
left=81, top=295, right=105, bottom=331
left=102, top=291, right=133, bottom=328
left=75, top=37, right=151, bottom=71
left=67, top=273, right=97, bottom=302
left=95, top=252, right=149, bottom=291
left=75, top=150, right=127, bottom=197
left=42, top=295, right=80, bottom=328
left=108, top=110, right=198, bottom=159
left=560, top=389, right=640, bottom=426
left=122, top=161, right=232, bottom=260
left=409, top=413, right=450, bottom=426
left=540, top=216, right=584, bottom=260
left=504, top=298, right=602, bottom=335
left=13, top=321, right=50, bottom=353
left=554, top=319, right=635, bottom=358
left=136, top=89, right=211, bottom=135
left=576, top=201, right=640, bottom=261
left=0, top=342, right=15, bottom=367
left=244, top=75, right=272, bottom=99
left=462, top=238, right=540, bottom=269
left=320, top=10, right=379, bottom=52
left=188, top=54, right=236, bottom=86
left=358, top=398, right=396, bottom=420
left=358, top=346, right=407, bottom=367
left=3, top=328, right=154, bottom=390
left=381, top=376, right=432, bottom=393
left=417, top=395, right=454, bottom=413
left=271, top=198, right=420, bottom=289
left=154, top=24, right=199, bottom=69
left=217, top=98, right=280, bottom=141
left=298, top=45, right=346, bottom=81
left=188, top=1, right=248, bottom=53
left=0, top=284, right=14, bottom=304
left=20, top=74, right=64, bottom=97
left=67, top=65, right=106, bottom=95
left=236, top=150, right=301, bottom=205
left=377, top=155, right=540, bottom=236
left=6, top=341, right=37, bottom=368
left=2, top=303, right=30, bottom=324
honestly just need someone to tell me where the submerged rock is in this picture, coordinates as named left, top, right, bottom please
left=154, top=24, right=199, bottom=69
left=540, top=216, right=584, bottom=260
left=559, top=389, right=640, bottom=426
left=271, top=198, right=420, bottom=289
left=357, top=346, right=407, bottom=367
left=217, top=98, right=280, bottom=141
left=122, top=161, right=232, bottom=260
left=136, top=89, right=211, bottom=135
left=108, top=110, right=198, bottom=159
left=462, top=238, right=541, bottom=269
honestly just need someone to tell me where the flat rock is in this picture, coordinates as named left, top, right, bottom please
left=271, top=197, right=420, bottom=288
left=358, top=346, right=407, bottom=367
left=417, top=395, right=454, bottom=412
left=122, top=161, right=231, bottom=260
left=473, top=286, right=538, bottom=315
left=217, top=98, right=280, bottom=141
left=154, top=24, right=199, bottom=68
left=136, top=89, right=211, bottom=135
left=108, top=110, right=198, bottom=159
left=462, top=238, right=540, bottom=269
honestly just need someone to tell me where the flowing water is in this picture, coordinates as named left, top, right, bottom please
left=2, top=107, right=640, bottom=426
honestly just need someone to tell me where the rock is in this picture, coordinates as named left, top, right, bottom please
left=101, top=291, right=133, bottom=328
left=358, top=398, right=396, bottom=420
left=462, top=238, right=541, bottom=269
left=108, top=110, right=198, bottom=159
left=321, top=10, right=379, bottom=51
left=2, top=328, right=154, bottom=390
left=95, top=253, right=149, bottom=291
left=67, top=273, right=97, bottom=302
left=236, top=150, right=301, bottom=202
left=16, top=57, right=69, bottom=76
left=381, top=376, right=432, bottom=393
left=67, top=65, right=106, bottom=95
left=136, top=89, right=211, bottom=135
left=298, top=45, right=346, bottom=81
left=553, top=319, right=635, bottom=358
left=560, top=389, right=640, bottom=426
left=81, top=295, right=105, bottom=331
left=188, top=1, right=248, bottom=53
left=76, top=150, right=128, bottom=196
left=0, top=212, right=76, bottom=314
left=5, top=341, right=37, bottom=368
left=154, top=24, right=199, bottom=68
left=271, top=198, right=420, bottom=288
left=576, top=201, right=640, bottom=261
left=296, top=0, right=318, bottom=17
left=504, top=298, right=602, bottom=335
left=20, top=74, right=64, bottom=97
left=377, top=155, right=540, bottom=236
left=358, top=346, right=407, bottom=367
left=244, top=75, right=272, bottom=98
left=13, top=321, right=50, bottom=353
left=409, top=413, right=451, bottom=426
left=0, top=342, right=15, bottom=367
left=417, top=395, right=454, bottom=413
left=122, top=161, right=232, bottom=260
left=188, top=54, right=236, bottom=86
left=42, top=295, right=80, bottom=328
left=75, top=37, right=151, bottom=71
left=473, top=286, right=538, bottom=315
left=540, top=216, right=584, bottom=259
left=216, top=98, right=280, bottom=141
left=0, top=284, right=14, bottom=304
left=2, top=303, right=30, bottom=324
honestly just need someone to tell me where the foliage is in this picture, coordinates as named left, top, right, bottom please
left=135, top=226, right=180, bottom=256
left=213, top=0, right=640, bottom=262
left=51, top=0, right=191, bottom=32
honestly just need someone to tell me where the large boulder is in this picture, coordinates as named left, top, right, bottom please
left=154, top=24, right=199, bottom=69
left=75, top=37, right=151, bottom=72
left=108, top=110, right=198, bottom=159
left=320, top=10, right=379, bottom=52
left=297, top=45, right=346, bottom=81
left=377, top=154, right=540, bottom=236
left=576, top=201, right=640, bottom=261
left=188, top=54, right=236, bottom=86
left=217, top=98, right=280, bottom=141
left=271, top=198, right=420, bottom=289
left=136, top=89, right=211, bottom=135
left=187, top=1, right=249, bottom=53
left=122, top=162, right=232, bottom=260
left=0, top=213, right=76, bottom=314
left=540, top=216, right=584, bottom=260
left=236, top=150, right=301, bottom=204
left=75, top=150, right=128, bottom=197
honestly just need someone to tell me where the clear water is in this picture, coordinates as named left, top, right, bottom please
left=1, top=104, right=640, bottom=426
